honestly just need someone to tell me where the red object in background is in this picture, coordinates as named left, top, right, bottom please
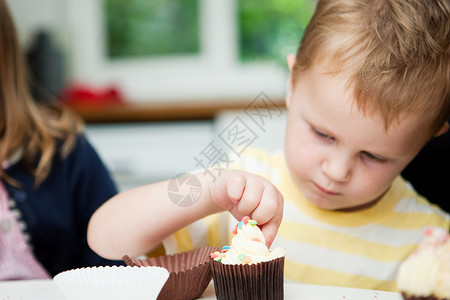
left=60, top=84, right=125, bottom=108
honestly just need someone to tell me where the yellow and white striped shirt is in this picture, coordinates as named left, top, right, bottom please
left=161, top=148, right=450, bottom=292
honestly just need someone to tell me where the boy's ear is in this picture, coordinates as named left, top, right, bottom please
left=287, top=53, right=296, bottom=72
left=434, top=121, right=449, bottom=137
left=285, top=54, right=297, bottom=108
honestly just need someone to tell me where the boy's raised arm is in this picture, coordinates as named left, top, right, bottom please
left=87, top=170, right=284, bottom=260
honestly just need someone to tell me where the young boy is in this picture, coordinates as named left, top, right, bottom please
left=87, top=0, right=450, bottom=292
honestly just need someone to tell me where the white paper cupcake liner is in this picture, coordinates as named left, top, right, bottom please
left=53, top=265, right=169, bottom=300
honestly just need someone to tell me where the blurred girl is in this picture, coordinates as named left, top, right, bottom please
left=0, top=0, right=122, bottom=280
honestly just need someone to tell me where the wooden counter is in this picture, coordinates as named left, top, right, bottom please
left=66, top=99, right=286, bottom=123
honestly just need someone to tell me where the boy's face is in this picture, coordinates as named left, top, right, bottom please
left=284, top=63, right=431, bottom=211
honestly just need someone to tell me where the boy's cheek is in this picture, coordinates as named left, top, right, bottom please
left=294, top=137, right=323, bottom=163
left=286, top=146, right=317, bottom=177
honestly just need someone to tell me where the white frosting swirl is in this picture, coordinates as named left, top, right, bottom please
left=220, top=221, right=285, bottom=265
left=434, top=246, right=450, bottom=299
left=397, top=227, right=450, bottom=298
left=397, top=248, right=439, bottom=296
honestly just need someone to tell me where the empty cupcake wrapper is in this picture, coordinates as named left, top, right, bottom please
left=53, top=265, right=169, bottom=300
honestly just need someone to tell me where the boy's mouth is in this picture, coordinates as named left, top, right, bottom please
left=313, top=182, right=340, bottom=196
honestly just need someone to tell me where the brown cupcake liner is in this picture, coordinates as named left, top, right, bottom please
left=123, top=246, right=218, bottom=300
left=210, top=256, right=285, bottom=300
left=400, top=292, right=442, bottom=300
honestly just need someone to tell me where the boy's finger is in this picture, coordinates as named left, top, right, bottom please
left=237, top=178, right=264, bottom=216
left=227, top=173, right=246, bottom=203
left=260, top=212, right=282, bottom=248
left=258, top=193, right=283, bottom=247
left=251, top=186, right=280, bottom=226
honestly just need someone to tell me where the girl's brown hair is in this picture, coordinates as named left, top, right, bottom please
left=0, top=0, right=83, bottom=186
left=294, top=0, right=450, bottom=135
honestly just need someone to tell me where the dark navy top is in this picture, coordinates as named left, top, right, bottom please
left=2, top=134, right=124, bottom=276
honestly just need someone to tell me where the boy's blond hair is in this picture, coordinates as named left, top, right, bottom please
left=294, top=0, right=450, bottom=136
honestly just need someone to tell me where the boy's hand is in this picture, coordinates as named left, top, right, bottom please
left=209, top=170, right=284, bottom=247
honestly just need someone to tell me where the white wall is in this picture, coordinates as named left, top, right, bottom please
left=85, top=121, right=215, bottom=191
left=84, top=115, right=286, bottom=192
left=84, top=112, right=286, bottom=192
left=6, top=0, right=68, bottom=50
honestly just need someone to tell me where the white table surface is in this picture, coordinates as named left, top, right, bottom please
left=0, top=279, right=403, bottom=300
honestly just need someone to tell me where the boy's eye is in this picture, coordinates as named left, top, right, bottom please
left=362, top=151, right=387, bottom=164
left=312, top=128, right=333, bottom=140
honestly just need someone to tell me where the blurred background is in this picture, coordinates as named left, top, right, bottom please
left=7, top=0, right=315, bottom=191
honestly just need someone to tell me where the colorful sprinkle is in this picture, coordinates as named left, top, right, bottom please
left=232, top=227, right=238, bottom=234
left=248, top=220, right=257, bottom=226
left=237, top=221, right=244, bottom=229
left=237, top=253, right=246, bottom=261
left=211, top=251, right=225, bottom=262
left=242, top=256, right=252, bottom=264
left=242, top=216, right=250, bottom=225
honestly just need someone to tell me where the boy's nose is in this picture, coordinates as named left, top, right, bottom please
left=321, top=155, right=352, bottom=183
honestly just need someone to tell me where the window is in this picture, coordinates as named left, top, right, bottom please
left=104, top=0, right=200, bottom=58
left=67, top=0, right=315, bottom=102
left=238, top=0, right=315, bottom=64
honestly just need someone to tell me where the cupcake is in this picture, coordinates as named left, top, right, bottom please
left=53, top=265, right=169, bottom=300
left=397, top=226, right=450, bottom=300
left=210, top=216, right=286, bottom=300
left=123, top=245, right=218, bottom=300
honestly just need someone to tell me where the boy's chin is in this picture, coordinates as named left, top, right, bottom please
left=334, top=198, right=382, bottom=212
left=305, top=193, right=380, bottom=212
left=304, top=192, right=341, bottom=210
